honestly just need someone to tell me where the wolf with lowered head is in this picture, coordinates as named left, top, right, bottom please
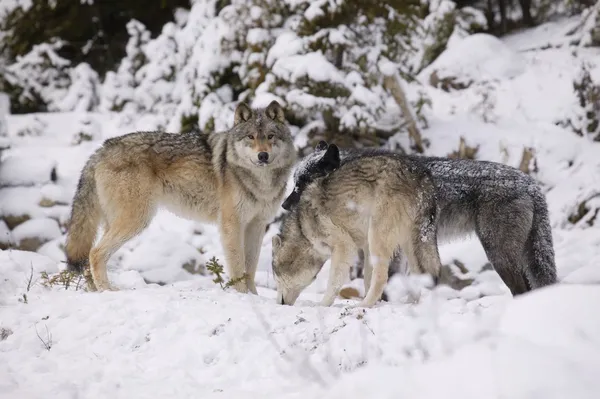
left=65, top=101, right=296, bottom=293
left=271, top=143, right=443, bottom=307
left=281, top=141, right=557, bottom=300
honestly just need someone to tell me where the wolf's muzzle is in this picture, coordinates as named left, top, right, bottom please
left=282, top=191, right=300, bottom=211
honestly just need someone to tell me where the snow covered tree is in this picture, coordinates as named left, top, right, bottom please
left=100, top=20, right=150, bottom=113
left=0, top=0, right=190, bottom=77
left=559, top=62, right=600, bottom=141
left=57, top=63, right=101, bottom=112
left=212, top=0, right=430, bottom=149
left=0, top=40, right=71, bottom=113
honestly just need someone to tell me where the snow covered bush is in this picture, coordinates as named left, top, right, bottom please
left=559, top=62, right=600, bottom=142
left=99, top=19, right=151, bottom=113
left=0, top=40, right=71, bottom=113
left=0, top=40, right=102, bottom=113
left=91, top=0, right=489, bottom=150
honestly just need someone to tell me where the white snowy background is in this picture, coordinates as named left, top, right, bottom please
left=1, top=1, right=600, bottom=398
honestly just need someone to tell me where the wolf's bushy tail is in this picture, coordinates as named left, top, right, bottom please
left=526, top=188, right=558, bottom=289
left=65, top=156, right=102, bottom=273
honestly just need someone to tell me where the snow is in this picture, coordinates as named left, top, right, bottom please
left=11, top=218, right=62, bottom=244
left=421, top=33, right=527, bottom=82
left=272, top=51, right=346, bottom=84
left=1, top=12, right=600, bottom=399
left=0, top=153, right=56, bottom=186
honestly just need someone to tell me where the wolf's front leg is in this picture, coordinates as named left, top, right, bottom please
left=219, top=207, right=247, bottom=294
left=244, top=218, right=267, bottom=295
left=320, top=243, right=354, bottom=306
left=362, top=245, right=372, bottom=295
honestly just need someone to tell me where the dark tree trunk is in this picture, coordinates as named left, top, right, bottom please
left=518, top=0, right=534, bottom=27
left=485, top=0, right=496, bottom=33
left=498, top=0, right=508, bottom=34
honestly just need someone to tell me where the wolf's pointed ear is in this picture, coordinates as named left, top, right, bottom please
left=315, top=140, right=328, bottom=151
left=234, top=102, right=252, bottom=125
left=272, top=234, right=282, bottom=249
left=320, top=144, right=340, bottom=173
left=265, top=100, right=285, bottom=123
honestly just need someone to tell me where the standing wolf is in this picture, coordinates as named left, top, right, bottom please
left=271, top=144, right=443, bottom=307
left=65, top=101, right=296, bottom=293
left=281, top=141, right=557, bottom=300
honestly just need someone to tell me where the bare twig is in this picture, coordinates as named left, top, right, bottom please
left=21, top=263, right=35, bottom=304
left=26, top=263, right=34, bottom=292
left=519, top=147, right=537, bottom=174
left=383, top=73, right=425, bottom=153
left=35, top=323, right=52, bottom=351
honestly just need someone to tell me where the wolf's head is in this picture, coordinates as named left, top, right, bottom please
left=229, top=100, right=294, bottom=168
left=271, top=227, right=328, bottom=306
left=281, top=140, right=341, bottom=211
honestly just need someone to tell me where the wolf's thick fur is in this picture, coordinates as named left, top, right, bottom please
left=65, top=101, right=296, bottom=293
left=283, top=142, right=557, bottom=297
left=272, top=144, right=443, bottom=307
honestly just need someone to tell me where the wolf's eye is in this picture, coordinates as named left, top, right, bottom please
left=247, top=135, right=254, bottom=140
left=267, top=134, right=274, bottom=139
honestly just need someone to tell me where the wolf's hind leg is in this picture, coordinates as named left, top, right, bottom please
left=358, top=218, right=398, bottom=308
left=91, top=168, right=156, bottom=291
left=89, top=207, right=154, bottom=291
left=477, top=199, right=533, bottom=295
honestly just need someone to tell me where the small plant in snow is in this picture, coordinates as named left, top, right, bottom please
left=34, top=323, right=52, bottom=351
left=16, top=116, right=47, bottom=137
left=19, top=264, right=35, bottom=304
left=71, top=115, right=101, bottom=145
left=205, top=256, right=247, bottom=290
left=40, top=269, right=85, bottom=291
left=0, top=327, right=13, bottom=341
left=471, top=82, right=497, bottom=123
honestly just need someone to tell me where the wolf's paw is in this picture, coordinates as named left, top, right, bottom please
left=319, top=296, right=335, bottom=307
left=354, top=299, right=376, bottom=308
left=246, top=281, right=258, bottom=295
left=231, top=281, right=249, bottom=294
left=95, top=282, right=118, bottom=292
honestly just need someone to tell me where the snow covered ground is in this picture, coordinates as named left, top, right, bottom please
left=1, top=17, right=600, bottom=399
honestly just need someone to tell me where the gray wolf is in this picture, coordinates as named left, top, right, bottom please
left=65, top=101, right=297, bottom=293
left=272, top=143, right=443, bottom=307
left=282, top=141, right=557, bottom=299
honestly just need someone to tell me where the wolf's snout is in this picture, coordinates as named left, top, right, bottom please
left=258, top=152, right=269, bottom=163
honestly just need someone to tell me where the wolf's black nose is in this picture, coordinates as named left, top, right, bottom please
left=258, top=152, right=269, bottom=162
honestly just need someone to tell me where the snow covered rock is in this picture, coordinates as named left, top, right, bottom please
left=0, top=219, right=12, bottom=250
left=11, top=217, right=62, bottom=252
left=0, top=154, right=57, bottom=187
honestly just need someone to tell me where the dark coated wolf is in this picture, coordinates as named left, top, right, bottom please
left=65, top=101, right=297, bottom=293
left=281, top=141, right=557, bottom=300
